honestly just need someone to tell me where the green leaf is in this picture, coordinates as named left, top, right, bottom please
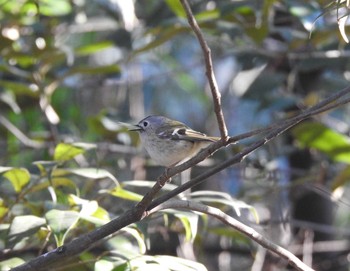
left=68, top=194, right=110, bottom=225
left=95, top=259, right=114, bottom=271
left=29, top=177, right=76, bottom=193
left=0, top=80, right=38, bottom=97
left=122, top=180, right=178, bottom=191
left=33, top=161, right=58, bottom=175
left=76, top=41, right=114, bottom=56
left=53, top=168, right=118, bottom=185
left=37, top=0, right=72, bottom=16
left=190, top=191, right=257, bottom=220
left=292, top=122, right=350, bottom=163
left=108, top=186, right=143, bottom=202
left=45, top=209, right=79, bottom=246
left=165, top=0, right=186, bottom=17
left=53, top=142, right=95, bottom=162
left=1, top=167, right=30, bottom=193
left=153, top=255, right=207, bottom=271
left=63, top=64, right=121, bottom=77
left=121, top=226, right=146, bottom=254
left=8, top=215, right=46, bottom=247
left=0, top=258, right=25, bottom=270
left=195, top=9, right=220, bottom=22
left=173, top=211, right=198, bottom=242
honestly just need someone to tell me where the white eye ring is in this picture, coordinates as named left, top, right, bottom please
left=142, top=121, right=149, bottom=127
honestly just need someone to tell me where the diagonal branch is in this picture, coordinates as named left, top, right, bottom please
left=150, top=200, right=315, bottom=271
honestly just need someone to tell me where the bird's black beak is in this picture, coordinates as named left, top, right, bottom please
left=129, top=124, right=143, bottom=131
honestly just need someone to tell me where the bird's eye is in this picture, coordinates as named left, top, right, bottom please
left=142, top=121, right=149, bottom=127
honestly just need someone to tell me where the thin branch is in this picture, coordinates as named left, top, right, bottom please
left=150, top=200, right=315, bottom=271
left=0, top=115, right=46, bottom=149
left=179, top=0, right=228, bottom=140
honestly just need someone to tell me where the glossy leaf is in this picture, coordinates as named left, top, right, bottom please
left=75, top=41, right=114, bottom=56
left=8, top=215, right=46, bottom=247
left=292, top=122, right=350, bottom=163
left=53, top=168, right=118, bottom=185
left=1, top=167, right=30, bottom=193
left=37, top=0, right=72, bottom=16
left=121, top=226, right=146, bottom=254
left=173, top=211, right=198, bottom=242
left=53, top=142, right=95, bottom=162
left=0, top=258, right=25, bottom=270
left=68, top=194, right=110, bottom=225
left=108, top=186, right=143, bottom=202
left=165, top=0, right=186, bottom=17
left=45, top=209, right=80, bottom=246
left=190, top=190, right=258, bottom=222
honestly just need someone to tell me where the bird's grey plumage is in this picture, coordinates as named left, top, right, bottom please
left=130, top=115, right=219, bottom=167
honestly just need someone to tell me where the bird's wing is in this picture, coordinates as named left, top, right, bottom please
left=157, top=126, right=218, bottom=142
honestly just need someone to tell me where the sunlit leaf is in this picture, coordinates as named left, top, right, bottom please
left=122, top=180, right=178, bottom=191
left=108, top=186, right=143, bottom=202
left=165, top=0, right=186, bottom=17
left=0, top=258, right=25, bottom=270
left=76, top=41, right=114, bottom=56
left=94, top=259, right=114, bottom=271
left=38, top=0, right=72, bottom=16
left=68, top=195, right=110, bottom=225
left=173, top=212, right=198, bottom=242
left=153, top=255, right=207, bottom=271
left=121, top=226, right=146, bottom=254
left=292, top=122, right=350, bottom=163
left=190, top=191, right=257, bottom=220
left=1, top=167, right=30, bottom=193
left=53, top=168, right=118, bottom=185
left=8, top=215, right=46, bottom=247
left=195, top=9, right=220, bottom=22
left=338, top=14, right=349, bottom=43
left=53, top=142, right=95, bottom=162
left=45, top=209, right=79, bottom=246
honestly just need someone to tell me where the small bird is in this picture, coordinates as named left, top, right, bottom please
left=130, top=115, right=219, bottom=167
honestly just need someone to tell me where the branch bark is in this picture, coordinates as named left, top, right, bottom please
left=150, top=200, right=315, bottom=271
left=179, top=0, right=228, bottom=140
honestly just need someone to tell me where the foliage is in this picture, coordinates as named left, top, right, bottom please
left=1, top=0, right=350, bottom=270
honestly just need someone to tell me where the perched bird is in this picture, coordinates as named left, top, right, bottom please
left=130, top=115, right=219, bottom=167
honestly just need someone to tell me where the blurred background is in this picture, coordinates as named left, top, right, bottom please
left=0, top=0, right=350, bottom=270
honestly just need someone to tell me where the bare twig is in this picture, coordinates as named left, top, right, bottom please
left=150, top=200, right=315, bottom=271
left=179, top=0, right=228, bottom=140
